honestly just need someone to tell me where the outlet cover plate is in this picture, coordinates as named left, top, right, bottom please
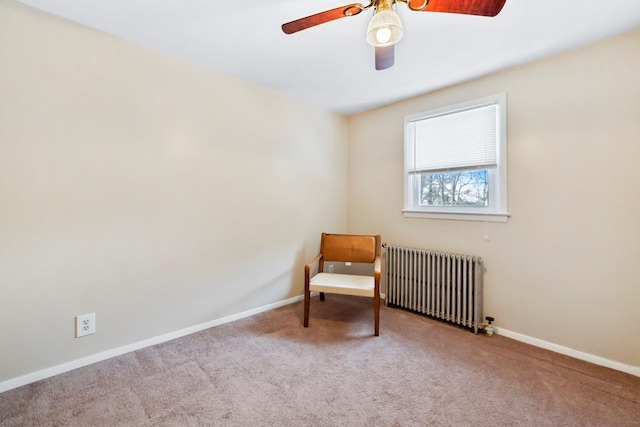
left=76, top=313, right=96, bottom=338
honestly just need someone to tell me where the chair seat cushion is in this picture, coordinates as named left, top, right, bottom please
left=309, top=273, right=375, bottom=297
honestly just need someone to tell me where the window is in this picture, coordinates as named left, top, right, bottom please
left=404, top=93, right=508, bottom=222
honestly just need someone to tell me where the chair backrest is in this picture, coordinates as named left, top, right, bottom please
left=321, top=233, right=380, bottom=263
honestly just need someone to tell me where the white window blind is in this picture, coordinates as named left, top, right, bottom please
left=407, top=103, right=498, bottom=173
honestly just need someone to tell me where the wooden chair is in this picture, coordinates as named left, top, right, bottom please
left=304, top=233, right=382, bottom=336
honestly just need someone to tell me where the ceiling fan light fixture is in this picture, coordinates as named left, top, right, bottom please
left=366, top=8, right=403, bottom=47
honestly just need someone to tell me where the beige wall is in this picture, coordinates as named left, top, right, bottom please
left=348, top=29, right=640, bottom=368
left=0, top=0, right=347, bottom=383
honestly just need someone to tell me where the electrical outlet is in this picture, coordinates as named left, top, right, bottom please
left=345, top=262, right=352, bottom=266
left=76, top=313, right=96, bottom=338
left=328, top=264, right=334, bottom=273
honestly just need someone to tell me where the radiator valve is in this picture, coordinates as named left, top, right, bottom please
left=484, top=316, right=495, bottom=336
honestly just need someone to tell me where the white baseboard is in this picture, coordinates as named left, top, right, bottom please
left=494, top=327, right=640, bottom=378
left=0, top=295, right=305, bottom=393
left=4, top=297, right=637, bottom=394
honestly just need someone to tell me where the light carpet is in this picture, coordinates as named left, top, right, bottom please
left=1, top=295, right=639, bottom=426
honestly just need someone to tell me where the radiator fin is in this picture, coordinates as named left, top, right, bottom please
left=385, top=244, right=483, bottom=333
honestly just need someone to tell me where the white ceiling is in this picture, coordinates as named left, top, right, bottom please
left=17, top=0, right=640, bottom=115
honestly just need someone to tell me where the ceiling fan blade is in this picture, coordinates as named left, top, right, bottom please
left=418, top=0, right=507, bottom=17
left=282, top=4, right=364, bottom=34
left=375, top=45, right=394, bottom=70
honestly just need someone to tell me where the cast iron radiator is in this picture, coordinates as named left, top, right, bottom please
left=384, top=244, right=484, bottom=333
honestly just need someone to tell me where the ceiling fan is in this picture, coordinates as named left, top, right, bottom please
left=282, top=0, right=507, bottom=70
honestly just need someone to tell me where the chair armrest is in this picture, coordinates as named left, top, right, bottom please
left=374, top=255, right=381, bottom=290
left=305, top=253, right=323, bottom=284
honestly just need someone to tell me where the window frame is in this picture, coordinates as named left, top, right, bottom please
left=403, top=93, right=509, bottom=222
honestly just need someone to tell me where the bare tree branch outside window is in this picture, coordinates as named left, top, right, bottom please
left=419, top=170, right=489, bottom=207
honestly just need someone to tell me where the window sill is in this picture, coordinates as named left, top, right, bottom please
left=402, top=210, right=510, bottom=223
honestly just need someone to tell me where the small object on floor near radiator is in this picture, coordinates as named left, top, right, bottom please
left=485, top=316, right=495, bottom=336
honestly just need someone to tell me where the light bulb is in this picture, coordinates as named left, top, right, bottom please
left=376, top=27, right=392, bottom=44
left=366, top=8, right=403, bottom=47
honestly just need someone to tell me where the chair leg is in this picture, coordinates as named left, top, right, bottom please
left=319, top=292, right=325, bottom=302
left=374, top=293, right=380, bottom=336
left=304, top=288, right=310, bottom=328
